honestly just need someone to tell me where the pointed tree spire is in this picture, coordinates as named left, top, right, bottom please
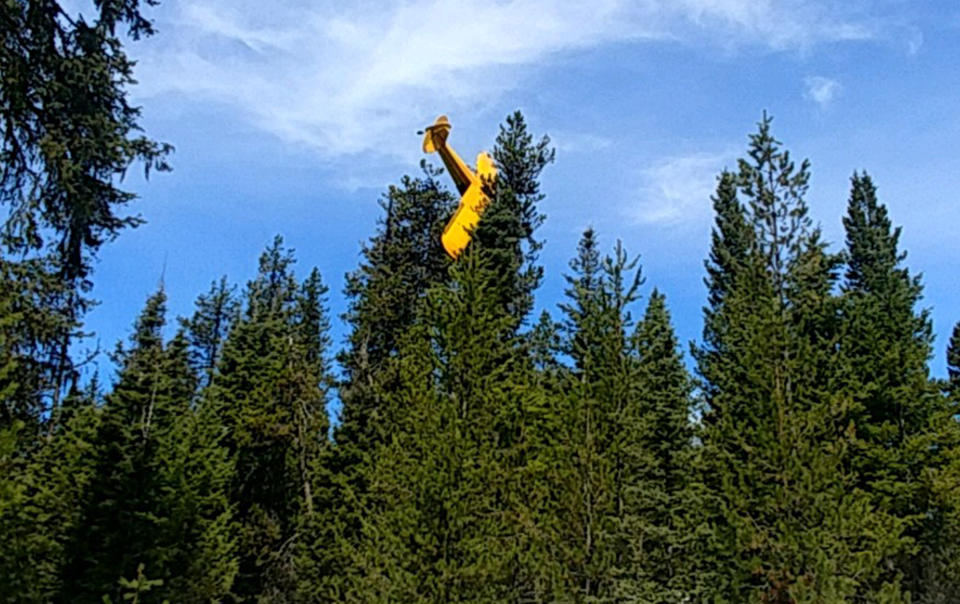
left=475, top=110, right=555, bottom=324
left=948, top=322, right=960, bottom=392
left=843, top=172, right=905, bottom=290
left=181, top=276, right=239, bottom=389
left=209, top=238, right=333, bottom=601
left=694, top=115, right=908, bottom=602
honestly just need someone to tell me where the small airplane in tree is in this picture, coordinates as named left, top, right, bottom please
left=421, top=115, right=497, bottom=259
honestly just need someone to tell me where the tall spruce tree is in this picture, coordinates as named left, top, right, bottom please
left=917, top=327, right=960, bottom=603
left=474, top=111, right=555, bottom=325
left=839, top=171, right=956, bottom=599
left=0, top=382, right=101, bottom=602
left=61, top=288, right=184, bottom=601
left=695, top=115, right=907, bottom=602
left=327, top=165, right=457, bottom=598
left=624, top=289, right=694, bottom=600
left=333, top=112, right=554, bottom=600
left=58, top=288, right=236, bottom=603
left=949, top=322, right=960, bottom=395
left=210, top=237, right=333, bottom=602
left=0, top=0, right=171, bottom=431
left=550, top=230, right=648, bottom=601
left=181, top=276, right=239, bottom=389
left=336, top=164, right=456, bottom=451
left=349, top=249, right=546, bottom=602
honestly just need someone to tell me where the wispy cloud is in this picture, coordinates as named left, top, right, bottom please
left=130, top=0, right=881, bottom=158
left=551, top=131, right=613, bottom=154
left=803, top=75, right=842, bottom=108
left=633, top=151, right=734, bottom=225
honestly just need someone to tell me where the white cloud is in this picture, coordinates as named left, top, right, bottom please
left=130, top=0, right=880, bottom=158
left=633, top=152, right=733, bottom=225
left=803, top=75, right=842, bottom=108
left=904, top=26, right=923, bottom=55
left=551, top=131, right=613, bottom=154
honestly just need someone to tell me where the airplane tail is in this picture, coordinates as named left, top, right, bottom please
left=422, top=115, right=451, bottom=153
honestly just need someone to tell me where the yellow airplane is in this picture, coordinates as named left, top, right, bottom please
left=421, top=115, right=497, bottom=259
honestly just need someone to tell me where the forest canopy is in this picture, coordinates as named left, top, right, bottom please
left=2, top=1, right=960, bottom=603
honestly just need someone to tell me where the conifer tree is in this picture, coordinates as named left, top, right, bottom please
left=150, top=330, right=238, bottom=602
left=0, top=383, right=101, bottom=601
left=623, top=289, right=694, bottom=599
left=58, top=288, right=236, bottom=602
left=349, top=250, right=546, bottom=602
left=949, top=322, right=960, bottom=395
left=211, top=237, right=333, bottom=602
left=0, top=0, right=171, bottom=283
left=0, top=0, right=171, bottom=432
left=474, top=111, right=555, bottom=324
left=336, top=164, right=456, bottom=451
left=61, top=288, right=181, bottom=600
left=551, top=229, right=648, bottom=601
left=0, top=258, right=85, bottom=432
left=326, top=167, right=456, bottom=598
left=334, top=113, right=554, bottom=599
left=695, top=115, right=907, bottom=602
left=916, top=327, right=960, bottom=603
left=839, top=171, right=954, bottom=598
left=698, top=171, right=753, bottom=395
left=181, top=276, right=239, bottom=389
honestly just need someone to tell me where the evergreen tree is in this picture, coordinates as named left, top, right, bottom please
left=61, top=288, right=182, bottom=601
left=0, top=385, right=101, bottom=602
left=623, top=289, right=694, bottom=600
left=947, top=322, right=960, bottom=395
left=911, top=324, right=960, bottom=604
left=181, top=276, right=239, bottom=389
left=0, top=257, right=84, bottom=432
left=839, top=171, right=955, bottom=598
left=946, top=321, right=960, bottom=395
left=0, top=0, right=171, bottom=283
left=149, top=331, right=238, bottom=602
left=697, top=170, right=754, bottom=404
left=210, top=237, right=332, bottom=602
left=917, top=327, right=960, bottom=603
left=336, top=164, right=456, bottom=451
left=0, top=0, right=170, bottom=431
left=349, top=250, right=546, bottom=602
left=551, top=230, right=648, bottom=601
left=59, top=289, right=236, bottom=603
left=474, top=111, right=555, bottom=325
left=695, top=115, right=907, bottom=602
left=326, top=167, right=456, bottom=598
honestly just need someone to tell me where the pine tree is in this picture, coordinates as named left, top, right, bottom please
left=474, top=111, right=555, bottom=325
left=698, top=171, right=753, bottom=395
left=336, top=164, right=456, bottom=451
left=550, top=229, right=648, bottom=601
left=917, top=328, right=960, bottom=603
left=181, top=276, right=239, bottom=389
left=325, top=167, right=456, bottom=598
left=0, top=257, right=85, bottom=432
left=838, top=171, right=955, bottom=598
left=0, top=0, right=171, bottom=283
left=210, top=237, right=333, bottom=602
left=695, top=115, right=908, bottom=602
left=0, top=0, right=171, bottom=432
left=149, top=330, right=238, bottom=602
left=623, top=289, right=694, bottom=599
left=0, top=384, right=101, bottom=602
left=349, top=250, right=546, bottom=602
left=61, top=288, right=181, bottom=601
left=57, top=289, right=236, bottom=603
left=949, top=322, right=960, bottom=395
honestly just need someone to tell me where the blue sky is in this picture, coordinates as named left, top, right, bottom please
left=75, top=0, right=960, bottom=407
